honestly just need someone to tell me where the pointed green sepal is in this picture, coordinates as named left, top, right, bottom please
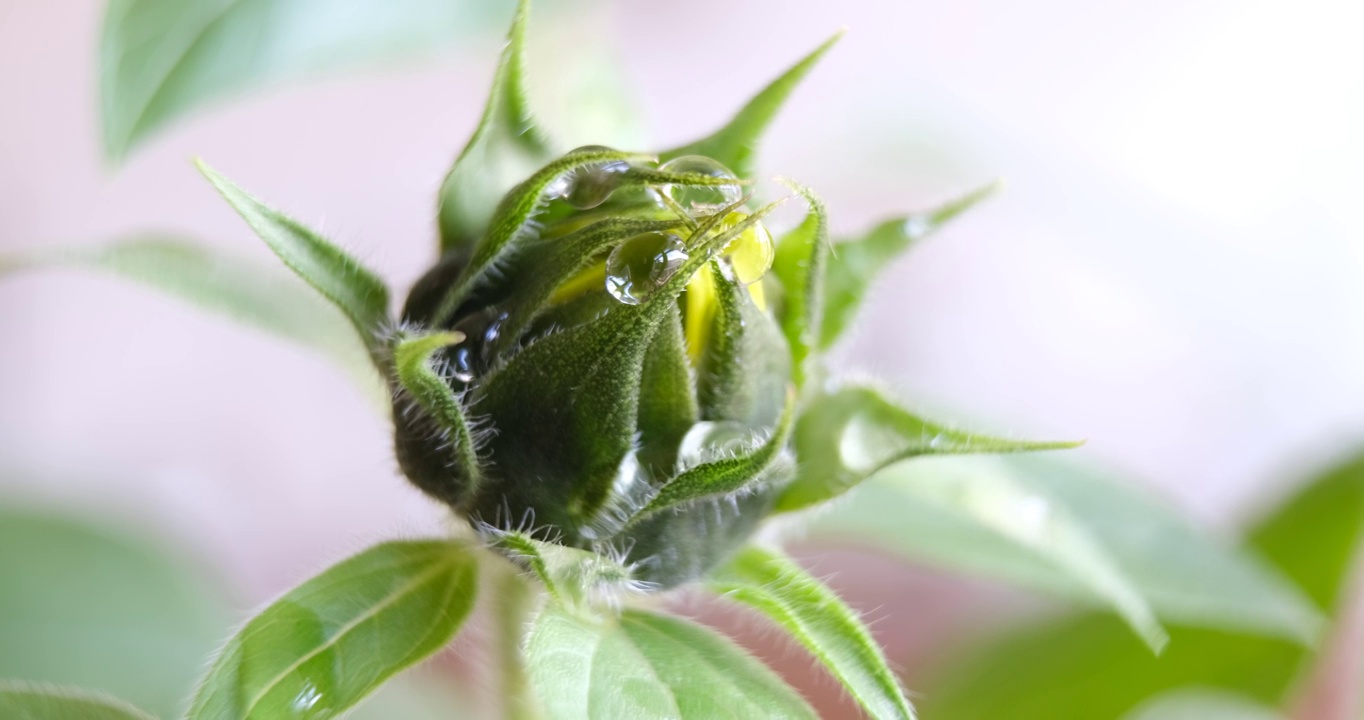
left=697, top=259, right=791, bottom=426
left=820, top=180, right=999, bottom=349
left=776, top=384, right=1081, bottom=512
left=391, top=330, right=484, bottom=509
left=196, top=160, right=391, bottom=358
left=708, top=546, right=916, bottom=720
left=661, top=30, right=844, bottom=178
left=634, top=393, right=795, bottom=518
left=771, top=180, right=829, bottom=391
left=635, top=302, right=699, bottom=478
left=437, top=0, right=555, bottom=253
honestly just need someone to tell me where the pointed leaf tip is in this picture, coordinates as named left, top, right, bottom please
left=662, top=29, right=844, bottom=177
left=195, top=160, right=391, bottom=357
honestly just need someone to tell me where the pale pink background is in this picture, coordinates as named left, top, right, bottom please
left=2, top=0, right=1362, bottom=716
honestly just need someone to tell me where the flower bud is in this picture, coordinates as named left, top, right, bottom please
left=393, top=150, right=794, bottom=587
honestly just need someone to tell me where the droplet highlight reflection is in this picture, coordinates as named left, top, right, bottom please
left=605, top=232, right=689, bottom=305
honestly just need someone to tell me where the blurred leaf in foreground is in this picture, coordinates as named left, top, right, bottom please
left=0, top=504, right=229, bottom=719
left=914, top=450, right=1364, bottom=719
left=99, top=0, right=511, bottom=161
left=0, top=681, right=155, bottom=720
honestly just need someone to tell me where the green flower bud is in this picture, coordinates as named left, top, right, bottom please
left=393, top=149, right=794, bottom=587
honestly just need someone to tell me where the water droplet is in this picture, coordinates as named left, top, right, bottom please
left=717, top=212, right=775, bottom=285
left=658, top=155, right=742, bottom=213
left=676, top=421, right=760, bottom=469
left=605, top=232, right=689, bottom=305
left=902, top=213, right=933, bottom=239
left=447, top=308, right=509, bottom=382
left=551, top=145, right=632, bottom=209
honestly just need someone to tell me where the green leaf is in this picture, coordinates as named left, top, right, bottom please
left=188, top=540, right=478, bottom=720
left=0, top=506, right=229, bottom=719
left=777, top=385, right=1078, bottom=512
left=0, top=682, right=156, bottom=720
left=816, top=454, right=1322, bottom=640
left=708, top=546, right=915, bottom=720
left=913, top=450, right=1364, bottom=720
left=100, top=0, right=507, bottom=161
left=771, top=181, right=829, bottom=392
left=392, top=331, right=484, bottom=507
left=1, top=237, right=375, bottom=386
left=661, top=31, right=843, bottom=178
left=819, top=181, right=999, bottom=349
left=526, top=605, right=817, bottom=720
left=1121, top=689, right=1285, bottom=720
left=696, top=257, right=792, bottom=427
left=483, top=528, right=635, bottom=608
left=635, top=302, right=700, bottom=479
left=635, top=396, right=794, bottom=518
left=437, top=0, right=555, bottom=252
left=197, top=160, right=391, bottom=356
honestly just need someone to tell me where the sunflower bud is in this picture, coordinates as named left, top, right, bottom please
left=392, top=148, right=794, bottom=587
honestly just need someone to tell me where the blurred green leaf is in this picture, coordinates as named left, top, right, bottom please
left=526, top=605, right=817, bottom=719
left=777, top=385, right=1078, bottom=512
left=819, top=182, right=998, bottom=349
left=662, top=31, right=843, bottom=179
left=438, top=0, right=556, bottom=253
left=814, top=454, right=1321, bottom=641
left=0, top=507, right=228, bottom=719
left=99, top=0, right=509, bottom=161
left=483, top=528, right=634, bottom=608
left=1, top=237, right=375, bottom=386
left=0, top=682, right=155, bottom=720
left=916, top=449, right=1364, bottom=720
left=1121, top=688, right=1285, bottom=720
left=198, top=161, right=391, bottom=356
left=188, top=540, right=478, bottom=720
left=708, top=546, right=915, bottom=720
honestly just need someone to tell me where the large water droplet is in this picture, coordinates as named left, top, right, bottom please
left=676, top=421, right=760, bottom=469
left=658, top=155, right=742, bottom=213
left=605, top=232, right=689, bottom=305
left=549, top=145, right=632, bottom=209
left=717, top=212, right=775, bottom=285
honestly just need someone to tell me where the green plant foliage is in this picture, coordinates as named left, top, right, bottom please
left=915, top=450, right=1364, bottom=719
left=662, top=31, right=844, bottom=179
left=770, top=181, right=829, bottom=391
left=188, top=540, right=478, bottom=720
left=0, top=237, right=373, bottom=383
left=0, top=507, right=228, bottom=719
left=526, top=605, right=817, bottom=719
left=0, top=682, right=155, bottom=720
left=392, top=331, right=484, bottom=507
left=1121, top=688, right=1285, bottom=720
left=483, top=529, right=634, bottom=609
left=437, top=0, right=555, bottom=253
left=819, top=181, right=999, bottom=349
left=777, top=385, right=1078, bottom=511
left=197, top=161, right=391, bottom=356
left=708, top=546, right=915, bottom=720
left=99, top=0, right=508, bottom=161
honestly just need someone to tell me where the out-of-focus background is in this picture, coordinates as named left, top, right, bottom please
left=2, top=0, right=1362, bottom=717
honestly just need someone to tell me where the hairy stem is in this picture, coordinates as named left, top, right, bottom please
left=494, top=566, right=539, bottom=720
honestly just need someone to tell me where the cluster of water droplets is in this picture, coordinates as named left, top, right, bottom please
left=656, top=155, right=744, bottom=212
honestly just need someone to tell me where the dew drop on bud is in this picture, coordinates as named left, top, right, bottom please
left=676, top=421, right=760, bottom=469
left=718, top=211, right=775, bottom=285
left=447, top=308, right=509, bottom=382
left=658, top=155, right=742, bottom=213
left=606, top=232, right=690, bottom=305
left=549, top=145, right=632, bottom=209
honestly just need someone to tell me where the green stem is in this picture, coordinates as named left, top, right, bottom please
left=495, top=566, right=539, bottom=720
